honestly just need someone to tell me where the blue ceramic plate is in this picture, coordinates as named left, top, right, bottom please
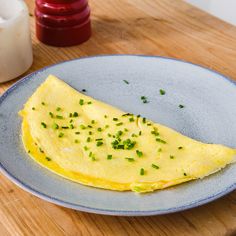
left=0, top=55, right=236, bottom=216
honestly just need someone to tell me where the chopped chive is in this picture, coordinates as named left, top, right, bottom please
left=159, top=89, right=166, bottom=95
left=79, top=99, right=84, bottom=105
left=32, top=107, right=35, bottom=110
left=41, top=122, right=47, bottom=128
left=88, top=131, right=92, bottom=135
left=124, top=128, right=129, bottom=132
left=184, top=172, right=187, bottom=176
left=69, top=113, right=73, bottom=118
left=136, top=150, right=143, bottom=157
left=142, top=117, right=146, bottom=123
left=56, top=107, right=61, bottom=111
left=116, top=122, right=123, bottom=126
left=95, top=138, right=103, bottom=141
left=49, top=112, right=54, bottom=118
left=41, top=102, right=45, bottom=106
left=125, top=158, right=135, bottom=162
left=107, top=133, right=112, bottom=137
left=105, top=125, right=109, bottom=129
left=139, top=131, right=142, bottom=136
left=131, top=133, right=138, bottom=137
left=104, top=115, right=108, bottom=118
left=69, top=119, right=73, bottom=123
left=45, top=157, right=51, bottom=161
left=141, top=96, right=147, bottom=100
left=158, top=148, right=162, bottom=152
left=140, top=168, right=145, bottom=175
left=82, top=89, right=87, bottom=92
left=123, top=80, right=129, bottom=84
left=178, top=146, right=183, bottom=150
left=147, top=123, right=152, bottom=126
left=122, top=113, right=132, bottom=116
left=74, top=139, right=79, bottom=143
left=151, top=130, right=159, bottom=136
left=80, top=124, right=86, bottom=129
left=58, top=132, right=64, bottom=138
left=75, top=131, right=80, bottom=135
left=39, top=147, right=44, bottom=153
left=156, top=138, right=166, bottom=144
left=28, top=150, right=31, bottom=153
left=61, top=126, right=69, bottom=129
left=96, top=141, right=103, bottom=146
left=113, top=118, right=118, bottom=121
left=152, top=164, right=159, bottom=169
left=137, top=114, right=141, bottom=118
left=70, top=124, right=74, bottom=129
left=84, top=146, right=89, bottom=151
left=179, top=104, right=185, bottom=108
left=170, top=155, right=174, bottom=159
left=87, top=125, right=93, bottom=128
left=52, top=123, right=59, bottom=130
left=107, top=154, right=112, bottom=160
left=87, top=101, right=92, bottom=105
left=87, top=137, right=91, bottom=142
left=56, top=115, right=63, bottom=119
left=129, top=117, right=135, bottom=122
left=91, top=120, right=95, bottom=124
left=73, top=112, right=78, bottom=117
left=97, top=127, right=102, bottom=132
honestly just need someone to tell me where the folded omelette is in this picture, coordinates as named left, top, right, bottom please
left=19, top=75, right=236, bottom=193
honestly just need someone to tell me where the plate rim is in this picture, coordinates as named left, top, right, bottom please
left=0, top=54, right=236, bottom=216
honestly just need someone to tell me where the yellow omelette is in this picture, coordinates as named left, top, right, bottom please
left=19, top=75, right=236, bottom=193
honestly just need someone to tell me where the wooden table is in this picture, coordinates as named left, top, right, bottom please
left=1, top=0, right=236, bottom=235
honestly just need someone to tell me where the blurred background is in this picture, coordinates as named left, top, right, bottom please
left=187, top=0, right=236, bottom=26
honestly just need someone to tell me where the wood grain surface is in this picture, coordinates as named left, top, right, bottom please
left=1, top=0, right=236, bottom=235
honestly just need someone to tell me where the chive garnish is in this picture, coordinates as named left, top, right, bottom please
left=140, top=168, right=145, bottom=175
left=116, top=122, right=123, bottom=126
left=56, top=107, right=61, bottom=111
left=87, top=137, right=91, bottom=142
left=139, top=131, right=142, bottom=136
left=178, top=146, right=183, bottom=150
left=159, top=89, right=166, bottom=95
left=125, top=158, right=135, bottom=162
left=41, top=102, right=45, bottom=106
left=107, top=133, right=112, bottom=137
left=32, top=107, right=35, bottom=110
left=69, top=113, right=73, bottom=118
left=75, top=139, right=79, bottom=143
left=75, top=131, right=80, bottom=135
left=123, top=80, right=129, bottom=84
left=97, top=127, right=102, bottom=132
left=105, top=125, right=109, bottom=129
left=113, top=118, right=118, bottom=121
left=131, top=133, right=137, bottom=137
left=170, top=155, right=174, bottom=159
left=56, top=115, right=63, bottom=119
left=91, top=120, right=95, bottom=124
left=79, top=99, right=84, bottom=105
left=124, top=128, right=129, bottom=132
left=184, top=172, right=187, bottom=176
left=52, top=123, right=59, bottom=130
left=73, top=112, right=78, bottom=117
left=147, top=123, right=152, bottom=126
left=107, top=154, right=112, bottom=160
left=80, top=124, right=86, bottom=129
left=158, top=148, right=162, bottom=152
left=87, top=101, right=92, bottom=105
left=96, top=138, right=103, bottom=141
left=41, top=122, right=47, bottom=128
left=58, top=132, right=64, bottom=138
left=136, top=150, right=143, bottom=157
left=70, top=124, right=74, bottom=129
left=62, top=126, right=69, bottom=129
left=88, top=131, right=92, bottom=135
left=179, top=104, right=185, bottom=108
left=156, top=138, right=166, bottom=144
left=96, top=141, right=103, bottom=146
left=87, top=125, right=92, bottom=128
left=45, top=157, right=51, bottom=161
left=69, top=119, right=73, bottom=123
left=84, top=146, right=89, bottom=151
left=82, top=89, right=87, bottom=92
left=39, top=147, right=44, bottom=153
left=142, top=117, right=146, bottom=123
left=28, top=150, right=31, bottom=153
left=152, top=164, right=159, bottom=169
left=104, top=115, right=108, bottom=118
left=49, top=112, right=54, bottom=118
left=129, top=117, right=135, bottom=122
left=141, top=96, right=149, bottom=103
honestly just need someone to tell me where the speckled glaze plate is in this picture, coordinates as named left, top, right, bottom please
left=0, top=55, right=236, bottom=216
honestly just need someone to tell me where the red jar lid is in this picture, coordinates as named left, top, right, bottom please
left=35, top=0, right=91, bottom=47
